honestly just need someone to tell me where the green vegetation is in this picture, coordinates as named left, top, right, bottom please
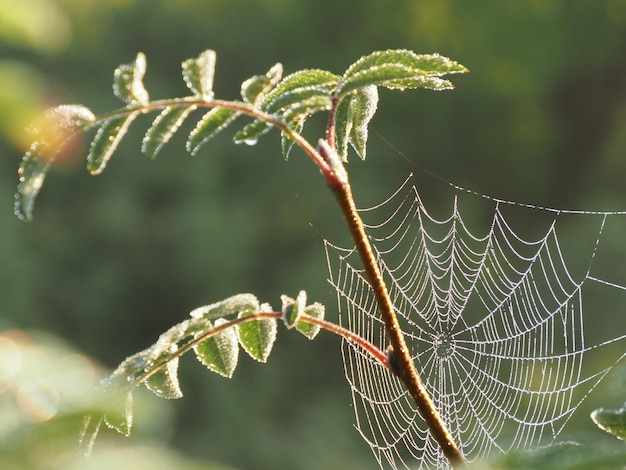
left=2, top=1, right=626, bottom=469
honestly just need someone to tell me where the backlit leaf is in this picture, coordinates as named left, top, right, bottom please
left=237, top=302, right=277, bottom=362
left=333, top=95, right=352, bottom=162
left=280, top=119, right=304, bottom=160
left=264, top=85, right=332, bottom=115
left=296, top=302, right=325, bottom=340
left=182, top=49, right=216, bottom=98
left=15, top=145, right=51, bottom=221
left=348, top=85, right=378, bottom=160
left=241, top=63, right=283, bottom=105
left=261, top=69, right=339, bottom=111
left=103, top=391, right=133, bottom=436
left=233, top=119, right=272, bottom=146
left=186, top=107, right=240, bottom=156
left=142, top=105, right=197, bottom=158
left=281, top=290, right=306, bottom=329
left=190, top=293, right=260, bottom=321
left=591, top=403, right=626, bottom=441
left=87, top=112, right=139, bottom=175
left=194, top=318, right=239, bottom=378
left=113, top=52, right=149, bottom=106
left=144, top=355, right=183, bottom=399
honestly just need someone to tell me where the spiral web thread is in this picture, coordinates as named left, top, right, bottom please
left=325, top=174, right=626, bottom=469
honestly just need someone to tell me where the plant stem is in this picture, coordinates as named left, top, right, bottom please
left=318, top=143, right=466, bottom=467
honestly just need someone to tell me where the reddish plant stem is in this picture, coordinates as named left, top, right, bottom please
left=317, top=141, right=465, bottom=468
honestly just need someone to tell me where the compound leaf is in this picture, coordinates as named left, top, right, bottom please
left=87, top=112, right=139, bottom=175
left=237, top=303, right=277, bottom=362
left=591, top=403, right=626, bottom=441
left=113, top=52, right=149, bottom=106
left=182, top=49, right=216, bottom=98
left=142, top=105, right=197, bottom=158
left=194, top=318, right=239, bottom=378
left=186, top=107, right=240, bottom=156
left=264, top=85, right=332, bottom=115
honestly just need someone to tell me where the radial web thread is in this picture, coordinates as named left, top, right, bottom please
left=325, top=175, right=626, bottom=469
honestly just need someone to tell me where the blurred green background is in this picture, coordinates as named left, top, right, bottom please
left=1, top=0, right=625, bottom=468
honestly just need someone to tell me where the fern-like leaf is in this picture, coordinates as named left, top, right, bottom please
left=142, top=105, right=197, bottom=158
left=241, top=63, right=283, bottom=105
left=113, top=52, right=149, bottom=106
left=182, top=49, right=216, bottom=98
left=186, top=107, right=240, bottom=156
left=87, top=112, right=139, bottom=175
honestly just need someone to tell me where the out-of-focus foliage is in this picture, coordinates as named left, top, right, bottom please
left=0, top=329, right=229, bottom=470
left=1, top=0, right=625, bottom=469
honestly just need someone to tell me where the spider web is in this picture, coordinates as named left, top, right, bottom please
left=325, top=173, right=626, bottom=469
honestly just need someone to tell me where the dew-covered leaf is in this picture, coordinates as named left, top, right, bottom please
left=144, top=355, right=183, bottom=399
left=103, top=391, right=133, bottom=436
left=182, top=49, right=216, bottom=98
left=186, top=107, right=240, bottom=156
left=79, top=414, right=103, bottom=456
left=190, top=293, right=260, bottom=321
left=261, top=69, right=339, bottom=111
left=237, top=302, right=277, bottom=362
left=194, top=318, right=239, bottom=378
left=281, top=290, right=307, bottom=329
left=142, top=105, right=197, bottom=158
left=233, top=119, right=273, bottom=146
left=113, top=52, right=149, bottom=106
left=348, top=85, right=378, bottom=160
left=340, top=50, right=467, bottom=96
left=344, top=50, right=468, bottom=81
left=39, top=104, right=96, bottom=133
left=333, top=95, right=352, bottom=162
left=296, top=302, right=325, bottom=340
left=591, top=403, right=626, bottom=441
left=15, top=146, right=51, bottom=221
left=241, top=63, right=283, bottom=105
left=282, top=95, right=332, bottom=123
left=106, top=349, right=151, bottom=388
left=264, top=85, right=333, bottom=115
left=280, top=119, right=304, bottom=160
left=87, top=112, right=139, bottom=175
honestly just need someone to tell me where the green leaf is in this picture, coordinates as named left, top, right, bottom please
left=142, top=105, right=197, bottom=158
left=182, top=49, right=216, bottom=98
left=233, top=119, right=273, bottom=145
left=15, top=145, right=51, bottom=221
left=348, top=85, right=378, bottom=160
left=261, top=69, right=340, bottom=111
left=237, top=302, right=277, bottom=362
left=281, top=290, right=307, bottom=329
left=16, top=105, right=97, bottom=221
left=241, top=63, right=283, bottom=105
left=264, top=85, right=333, bottom=115
left=296, top=302, right=325, bottom=340
left=87, top=112, right=139, bottom=175
left=340, top=49, right=467, bottom=96
left=194, top=318, right=239, bottom=378
left=186, top=107, right=240, bottom=156
left=333, top=95, right=352, bottom=162
left=190, top=293, right=260, bottom=321
left=591, top=403, right=626, bottom=441
left=280, top=119, right=304, bottom=160
left=144, top=354, right=183, bottom=400
left=113, top=52, right=150, bottom=106
left=103, top=391, right=134, bottom=436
